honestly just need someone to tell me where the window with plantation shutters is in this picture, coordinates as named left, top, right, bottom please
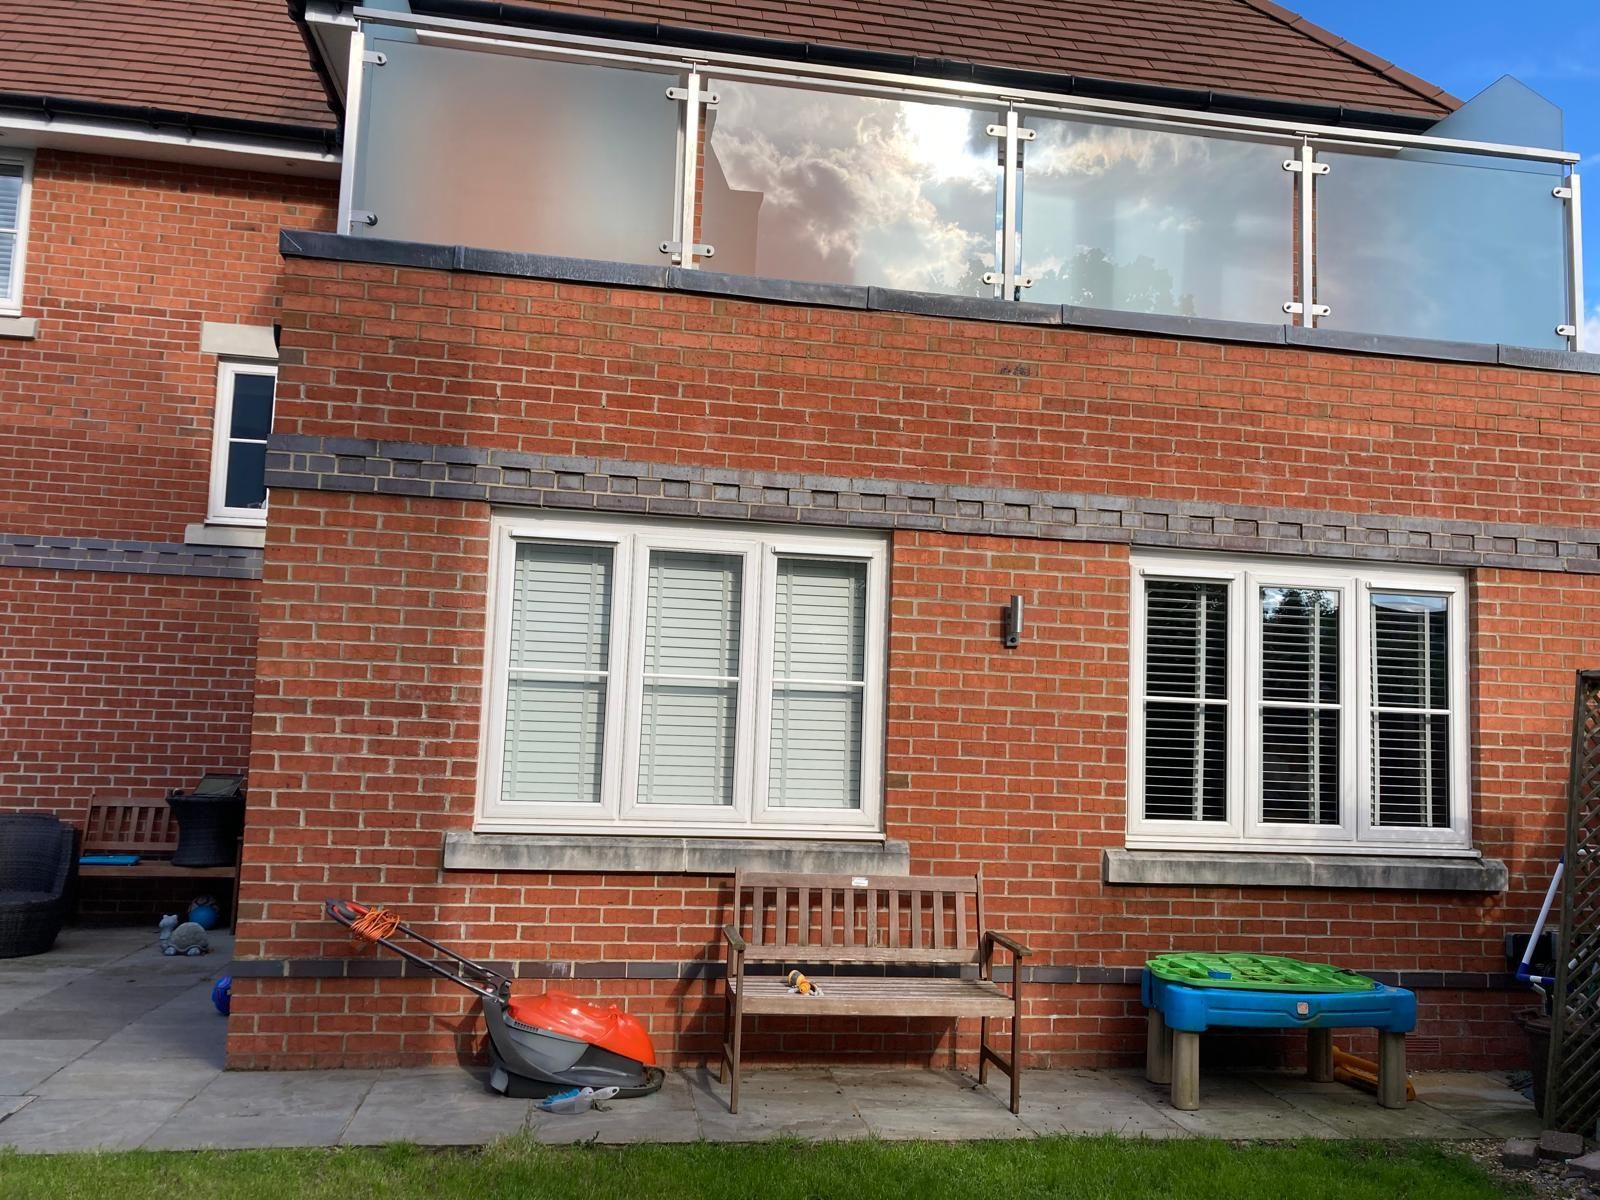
left=0, top=154, right=32, bottom=313
left=1369, top=593, right=1451, bottom=829
left=1130, top=554, right=1468, bottom=853
left=1259, top=587, right=1340, bottom=826
left=1141, top=580, right=1229, bottom=823
left=483, top=514, right=886, bottom=837
left=501, top=542, right=613, bottom=805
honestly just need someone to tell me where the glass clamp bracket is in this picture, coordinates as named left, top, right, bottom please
left=660, top=240, right=716, bottom=259
left=362, top=50, right=386, bottom=65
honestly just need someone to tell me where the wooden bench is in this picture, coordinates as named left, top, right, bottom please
left=77, top=799, right=241, bottom=931
left=720, top=869, right=1030, bottom=1114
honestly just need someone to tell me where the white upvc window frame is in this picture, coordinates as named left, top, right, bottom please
left=207, top=360, right=278, bottom=525
left=479, top=511, right=888, bottom=839
left=0, top=148, right=35, bottom=316
left=1128, top=551, right=1471, bottom=856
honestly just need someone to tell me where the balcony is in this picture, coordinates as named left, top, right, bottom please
left=336, top=12, right=1585, bottom=353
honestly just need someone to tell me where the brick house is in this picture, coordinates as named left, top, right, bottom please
left=4, top=0, right=1595, bottom=1074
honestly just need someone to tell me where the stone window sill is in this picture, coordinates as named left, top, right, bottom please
left=443, top=831, right=910, bottom=876
left=0, top=316, right=39, bottom=339
left=1103, top=848, right=1506, bottom=892
left=184, top=523, right=266, bottom=549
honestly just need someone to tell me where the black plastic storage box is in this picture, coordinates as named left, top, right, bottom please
left=165, top=773, right=246, bottom=867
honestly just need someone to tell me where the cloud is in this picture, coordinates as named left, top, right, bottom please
left=1584, top=302, right=1600, bottom=352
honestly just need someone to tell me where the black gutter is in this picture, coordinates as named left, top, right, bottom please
left=401, top=0, right=1443, bottom=134
left=0, top=92, right=340, bottom=154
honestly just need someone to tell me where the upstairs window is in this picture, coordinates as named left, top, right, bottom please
left=1129, top=553, right=1470, bottom=854
left=481, top=513, right=887, bottom=838
left=208, top=362, right=277, bottom=525
left=0, top=152, right=33, bottom=314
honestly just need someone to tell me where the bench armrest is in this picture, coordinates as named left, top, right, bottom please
left=722, top=923, right=747, bottom=953
left=983, top=930, right=1032, bottom=959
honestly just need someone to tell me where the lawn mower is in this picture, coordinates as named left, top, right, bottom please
left=325, top=898, right=664, bottom=1099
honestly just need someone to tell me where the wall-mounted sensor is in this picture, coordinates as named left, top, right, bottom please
left=1002, top=595, right=1024, bottom=649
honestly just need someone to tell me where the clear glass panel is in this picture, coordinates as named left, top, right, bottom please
left=1142, top=580, right=1229, bottom=822
left=702, top=80, right=1000, bottom=294
left=507, top=543, right=612, bottom=676
left=773, top=559, right=867, bottom=681
left=1371, top=594, right=1449, bottom=710
left=353, top=31, right=677, bottom=264
left=1260, top=588, right=1339, bottom=704
left=1020, top=119, right=1293, bottom=322
left=1145, top=581, right=1228, bottom=700
left=1370, top=712, right=1450, bottom=827
left=771, top=689, right=863, bottom=809
left=223, top=444, right=268, bottom=511
left=503, top=678, right=607, bottom=804
left=229, top=373, right=275, bottom=441
left=1317, top=150, right=1569, bottom=348
left=0, top=231, right=16, bottom=303
left=638, top=551, right=742, bottom=806
left=769, top=558, right=868, bottom=810
left=1144, top=701, right=1228, bottom=822
left=501, top=542, right=613, bottom=806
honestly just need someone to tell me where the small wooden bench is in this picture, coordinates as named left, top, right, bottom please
left=720, top=869, right=1030, bottom=1114
left=77, top=799, right=241, bottom=930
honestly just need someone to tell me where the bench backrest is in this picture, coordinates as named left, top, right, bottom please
left=83, top=800, right=177, bottom=856
left=732, top=870, right=984, bottom=965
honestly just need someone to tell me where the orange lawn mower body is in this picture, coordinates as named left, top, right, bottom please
left=326, top=898, right=661, bottom=1099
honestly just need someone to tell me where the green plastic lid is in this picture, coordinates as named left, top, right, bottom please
left=1147, top=952, right=1378, bottom=993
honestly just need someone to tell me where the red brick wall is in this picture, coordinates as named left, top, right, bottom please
left=0, top=152, right=334, bottom=829
left=0, top=570, right=259, bottom=815
left=227, top=257, right=1600, bottom=1070
left=276, top=258, right=1600, bottom=527
left=1, top=151, right=335, bottom=542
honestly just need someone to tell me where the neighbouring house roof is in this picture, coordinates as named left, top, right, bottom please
left=0, top=0, right=336, bottom=136
left=0, top=0, right=1454, bottom=146
left=466, top=0, right=1458, bottom=119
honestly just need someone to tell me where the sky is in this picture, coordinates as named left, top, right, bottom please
left=1290, top=1, right=1600, bottom=346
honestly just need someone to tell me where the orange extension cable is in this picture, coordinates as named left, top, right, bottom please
left=348, top=905, right=401, bottom=951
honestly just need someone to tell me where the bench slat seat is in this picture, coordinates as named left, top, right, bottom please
left=732, top=974, right=1013, bottom=1017
left=718, top=866, right=1028, bottom=1115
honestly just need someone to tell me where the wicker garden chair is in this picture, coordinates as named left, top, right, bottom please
left=0, top=813, right=76, bottom=958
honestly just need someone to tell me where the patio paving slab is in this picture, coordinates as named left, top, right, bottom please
left=143, top=1069, right=382, bottom=1150
left=835, top=1069, right=1033, bottom=1140
left=0, top=1039, right=101, bottom=1094
left=686, top=1067, right=871, bottom=1142
left=342, top=1069, right=534, bottom=1146
left=0, top=1096, right=188, bottom=1151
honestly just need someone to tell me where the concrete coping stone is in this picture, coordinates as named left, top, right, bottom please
left=442, top=831, right=912, bottom=876
left=1103, top=848, right=1508, bottom=893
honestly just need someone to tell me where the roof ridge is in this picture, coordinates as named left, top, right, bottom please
left=1231, top=0, right=1460, bottom=113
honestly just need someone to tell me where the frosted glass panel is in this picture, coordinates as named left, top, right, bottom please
left=353, top=34, right=677, bottom=264
left=1317, top=150, right=1569, bottom=348
left=703, top=80, right=1000, bottom=294
left=1020, top=119, right=1293, bottom=322
left=638, top=551, right=742, bottom=806
left=502, top=542, right=613, bottom=805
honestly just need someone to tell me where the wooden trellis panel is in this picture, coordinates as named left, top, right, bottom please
left=1547, top=669, right=1600, bottom=1135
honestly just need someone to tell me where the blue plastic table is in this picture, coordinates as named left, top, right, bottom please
left=1141, top=968, right=1417, bottom=1111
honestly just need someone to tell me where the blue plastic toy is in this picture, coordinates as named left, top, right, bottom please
left=212, top=976, right=232, bottom=1016
left=188, top=897, right=222, bottom=931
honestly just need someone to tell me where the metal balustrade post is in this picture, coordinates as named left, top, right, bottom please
left=337, top=26, right=368, bottom=233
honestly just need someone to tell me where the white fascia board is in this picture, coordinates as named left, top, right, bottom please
left=0, top=113, right=339, bottom=178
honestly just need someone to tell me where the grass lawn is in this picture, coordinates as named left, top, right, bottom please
left=0, top=1136, right=1526, bottom=1200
